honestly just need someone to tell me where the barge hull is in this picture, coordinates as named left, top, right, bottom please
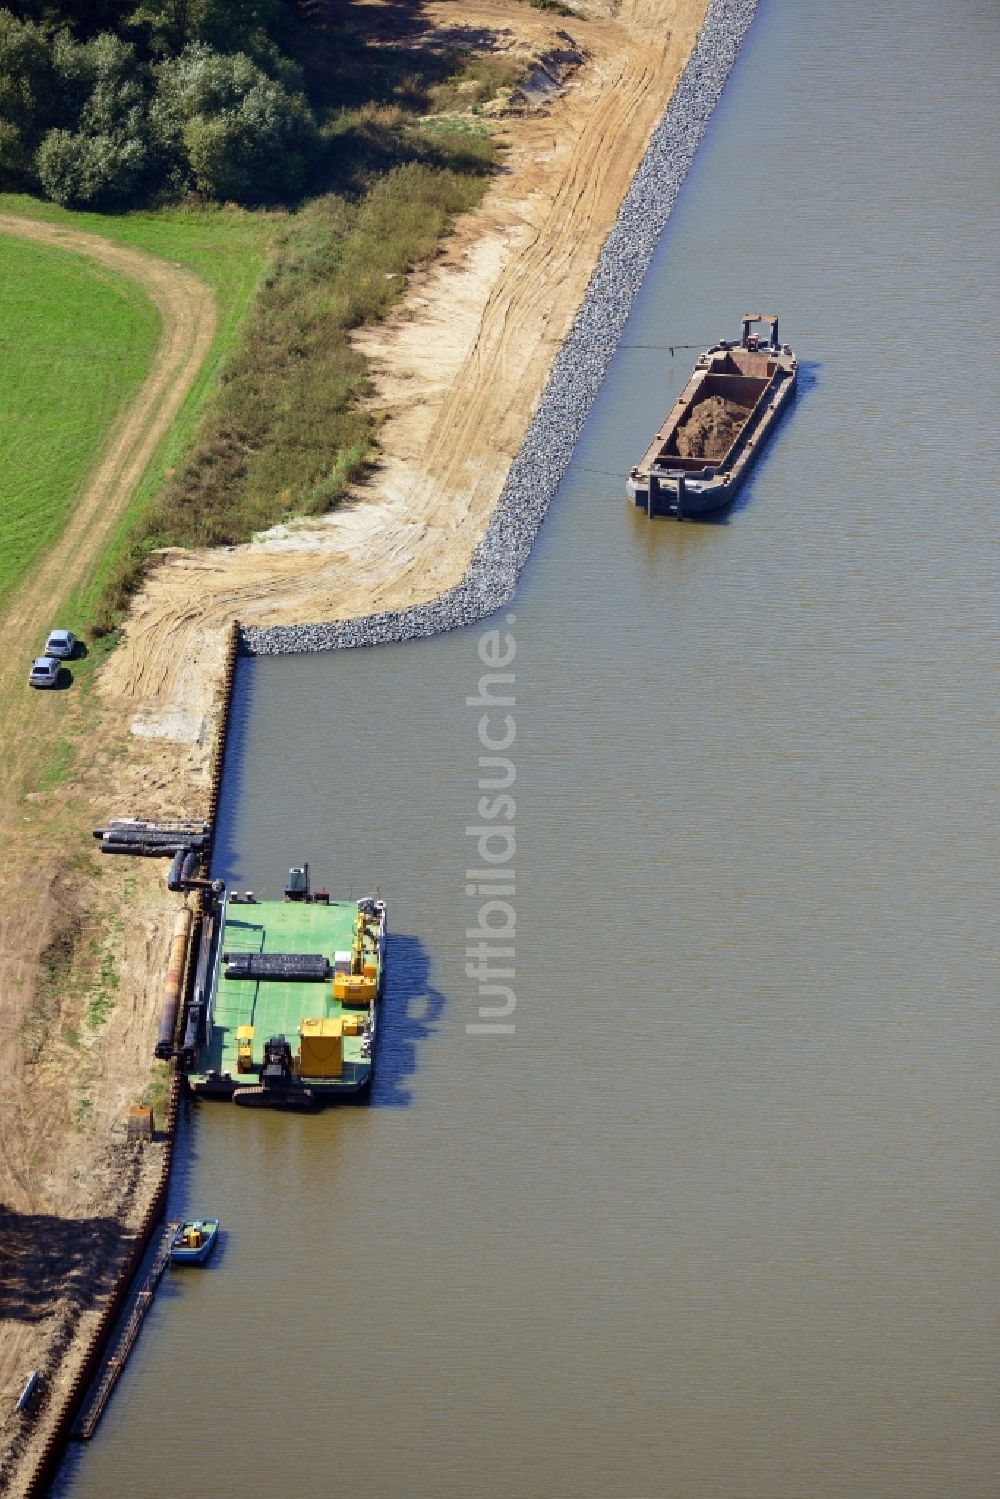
left=189, top=1067, right=373, bottom=1101
left=628, top=315, right=797, bottom=518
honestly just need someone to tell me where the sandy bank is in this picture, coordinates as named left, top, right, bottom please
left=98, top=0, right=712, bottom=736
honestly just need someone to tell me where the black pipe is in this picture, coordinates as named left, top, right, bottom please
left=93, top=822, right=208, bottom=840
left=101, top=831, right=208, bottom=848
left=181, top=907, right=215, bottom=1059
left=100, top=842, right=188, bottom=858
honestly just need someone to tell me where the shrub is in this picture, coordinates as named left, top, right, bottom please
left=36, top=119, right=152, bottom=207
left=0, top=10, right=59, bottom=186
left=73, top=32, right=148, bottom=134
left=34, top=30, right=155, bottom=205
left=0, top=12, right=318, bottom=206
left=153, top=43, right=318, bottom=201
left=0, top=117, right=31, bottom=185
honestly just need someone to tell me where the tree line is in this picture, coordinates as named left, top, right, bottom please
left=0, top=1, right=321, bottom=207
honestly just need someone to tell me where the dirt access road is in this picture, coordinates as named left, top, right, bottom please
left=0, top=1, right=706, bottom=1489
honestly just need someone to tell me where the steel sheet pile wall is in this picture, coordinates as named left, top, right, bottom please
left=204, top=618, right=241, bottom=873
left=22, top=620, right=243, bottom=1499
left=23, top=1074, right=181, bottom=1498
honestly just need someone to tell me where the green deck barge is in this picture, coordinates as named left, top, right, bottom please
left=187, top=884, right=386, bottom=1104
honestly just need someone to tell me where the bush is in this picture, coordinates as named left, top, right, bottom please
left=32, top=30, right=155, bottom=205
left=36, top=121, right=152, bottom=207
left=153, top=44, right=317, bottom=202
left=0, top=10, right=59, bottom=186
left=0, top=117, right=31, bottom=184
left=72, top=32, right=148, bottom=134
left=0, top=10, right=318, bottom=206
left=153, top=42, right=270, bottom=129
left=185, top=86, right=314, bottom=201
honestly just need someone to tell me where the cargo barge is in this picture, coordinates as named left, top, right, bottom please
left=627, top=314, right=797, bottom=518
left=185, top=865, right=386, bottom=1108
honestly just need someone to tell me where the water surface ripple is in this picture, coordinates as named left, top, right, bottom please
left=62, top=1, right=998, bottom=1495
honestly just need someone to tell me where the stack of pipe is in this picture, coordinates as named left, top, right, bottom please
left=93, top=820, right=210, bottom=858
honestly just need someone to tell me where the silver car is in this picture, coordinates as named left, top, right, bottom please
left=44, top=629, right=76, bottom=659
left=28, top=657, right=61, bottom=689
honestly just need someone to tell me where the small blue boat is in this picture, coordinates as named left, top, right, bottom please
left=170, top=1218, right=220, bottom=1264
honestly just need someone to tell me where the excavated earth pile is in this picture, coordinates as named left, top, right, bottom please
left=674, top=393, right=751, bottom=460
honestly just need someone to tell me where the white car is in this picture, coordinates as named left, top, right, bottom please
left=28, top=657, right=61, bottom=689
left=44, top=629, right=76, bottom=659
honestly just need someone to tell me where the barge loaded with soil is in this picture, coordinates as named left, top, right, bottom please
left=627, top=313, right=797, bottom=518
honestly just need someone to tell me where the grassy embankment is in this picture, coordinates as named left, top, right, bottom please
left=1, top=49, right=516, bottom=639
left=92, top=70, right=511, bottom=631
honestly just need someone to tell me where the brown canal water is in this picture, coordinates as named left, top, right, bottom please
left=60, top=1, right=998, bottom=1494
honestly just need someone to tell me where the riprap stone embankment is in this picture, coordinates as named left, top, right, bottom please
left=242, top=0, right=762, bottom=659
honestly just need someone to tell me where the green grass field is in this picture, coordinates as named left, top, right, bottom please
left=0, top=234, right=160, bottom=609
left=0, top=195, right=275, bottom=303
left=0, top=195, right=276, bottom=623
